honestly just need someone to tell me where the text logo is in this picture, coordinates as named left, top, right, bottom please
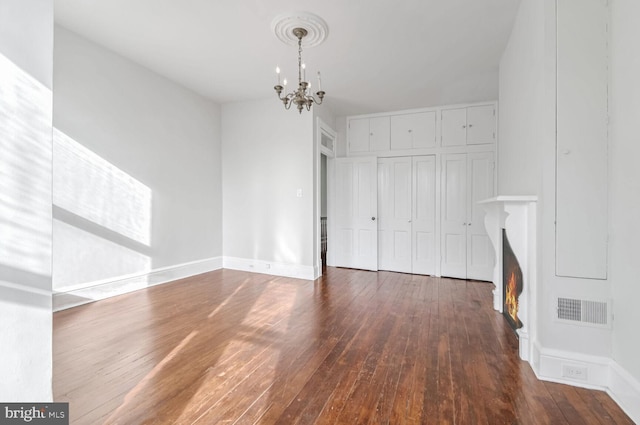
left=0, top=403, right=68, bottom=425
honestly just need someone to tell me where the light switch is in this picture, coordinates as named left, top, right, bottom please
left=296, top=189, right=303, bottom=198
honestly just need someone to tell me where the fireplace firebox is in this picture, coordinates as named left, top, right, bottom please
left=502, top=229, right=523, bottom=331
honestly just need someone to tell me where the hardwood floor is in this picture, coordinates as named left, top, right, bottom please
left=53, top=268, right=633, bottom=424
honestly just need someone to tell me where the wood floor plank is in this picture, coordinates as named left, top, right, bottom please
left=575, top=387, right=636, bottom=425
left=53, top=268, right=634, bottom=425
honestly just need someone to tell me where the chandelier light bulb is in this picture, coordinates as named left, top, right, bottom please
left=276, top=66, right=281, bottom=85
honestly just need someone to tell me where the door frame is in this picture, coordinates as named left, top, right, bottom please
left=314, top=118, right=336, bottom=278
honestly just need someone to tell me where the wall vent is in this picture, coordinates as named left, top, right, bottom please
left=556, top=297, right=610, bottom=327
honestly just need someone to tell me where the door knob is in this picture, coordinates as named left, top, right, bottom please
left=371, top=217, right=376, bottom=221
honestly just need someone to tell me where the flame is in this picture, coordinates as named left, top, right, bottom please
left=505, top=271, right=519, bottom=325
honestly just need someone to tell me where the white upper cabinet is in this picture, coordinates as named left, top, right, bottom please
left=370, top=117, right=390, bottom=151
left=348, top=118, right=371, bottom=153
left=441, top=104, right=496, bottom=146
left=441, top=108, right=467, bottom=147
left=390, top=111, right=437, bottom=150
left=347, top=102, right=496, bottom=156
left=348, top=116, right=390, bottom=153
left=467, top=105, right=496, bottom=145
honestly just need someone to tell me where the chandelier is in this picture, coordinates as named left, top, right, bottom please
left=271, top=13, right=328, bottom=114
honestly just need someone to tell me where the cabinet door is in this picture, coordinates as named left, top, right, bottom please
left=390, top=112, right=436, bottom=150
left=377, top=157, right=412, bottom=273
left=348, top=118, right=371, bottom=153
left=412, top=155, right=436, bottom=275
left=441, top=153, right=467, bottom=279
left=467, top=105, right=496, bottom=145
left=556, top=0, right=608, bottom=279
left=370, top=116, right=390, bottom=151
left=441, top=108, right=467, bottom=147
left=466, top=152, right=495, bottom=281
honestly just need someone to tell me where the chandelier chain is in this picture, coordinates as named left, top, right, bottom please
left=298, top=36, right=302, bottom=84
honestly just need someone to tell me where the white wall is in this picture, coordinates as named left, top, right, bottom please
left=610, top=0, right=640, bottom=384
left=0, top=0, right=53, bottom=401
left=53, top=26, right=222, bottom=290
left=499, top=0, right=613, bottom=362
left=497, top=0, right=545, bottom=197
left=222, top=99, right=314, bottom=276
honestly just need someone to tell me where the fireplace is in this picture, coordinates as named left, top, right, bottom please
left=479, top=195, right=536, bottom=362
left=502, top=229, right=523, bottom=331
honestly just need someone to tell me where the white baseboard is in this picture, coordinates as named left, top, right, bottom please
left=222, top=257, right=315, bottom=281
left=535, top=347, right=611, bottom=389
left=53, top=257, right=223, bottom=311
left=609, top=361, right=640, bottom=423
left=533, top=346, right=640, bottom=423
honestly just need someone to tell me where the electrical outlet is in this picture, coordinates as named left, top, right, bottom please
left=562, top=364, right=588, bottom=381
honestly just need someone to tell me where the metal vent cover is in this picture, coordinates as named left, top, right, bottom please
left=557, top=297, right=609, bottom=327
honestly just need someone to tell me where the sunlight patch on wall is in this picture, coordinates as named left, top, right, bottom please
left=53, top=219, right=150, bottom=291
left=0, top=53, right=52, bottom=279
left=53, top=128, right=152, bottom=246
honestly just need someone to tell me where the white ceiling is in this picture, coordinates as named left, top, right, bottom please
left=54, top=0, right=521, bottom=117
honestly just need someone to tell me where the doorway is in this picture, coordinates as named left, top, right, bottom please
left=316, top=118, right=336, bottom=276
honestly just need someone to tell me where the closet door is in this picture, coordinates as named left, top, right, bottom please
left=334, top=157, right=379, bottom=271
left=377, top=157, right=412, bottom=273
left=441, top=154, right=467, bottom=279
left=466, top=152, right=495, bottom=280
left=412, top=156, right=436, bottom=275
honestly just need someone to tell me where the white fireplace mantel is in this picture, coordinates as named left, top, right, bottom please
left=478, top=196, right=537, bottom=362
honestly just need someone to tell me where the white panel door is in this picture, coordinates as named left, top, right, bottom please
left=441, top=154, right=467, bottom=278
left=441, top=108, right=467, bottom=147
left=466, top=152, right=495, bottom=281
left=412, top=156, right=436, bottom=275
left=556, top=0, right=608, bottom=279
left=378, top=157, right=412, bottom=273
left=466, top=105, right=496, bottom=145
left=334, top=157, right=378, bottom=271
